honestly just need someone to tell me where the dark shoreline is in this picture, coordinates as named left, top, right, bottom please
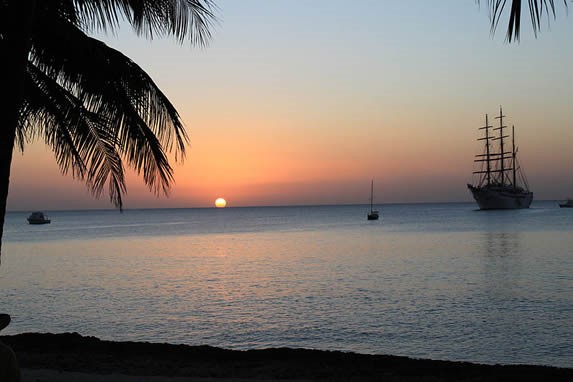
left=2, top=332, right=572, bottom=381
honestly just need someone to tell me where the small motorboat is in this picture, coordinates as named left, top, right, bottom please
left=27, top=211, right=51, bottom=224
left=559, top=199, right=573, bottom=208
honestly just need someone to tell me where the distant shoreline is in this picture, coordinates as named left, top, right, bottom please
left=2, top=332, right=571, bottom=381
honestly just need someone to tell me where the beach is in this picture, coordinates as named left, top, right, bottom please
left=3, top=333, right=572, bottom=381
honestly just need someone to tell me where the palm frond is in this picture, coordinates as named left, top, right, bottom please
left=71, top=0, right=217, bottom=45
left=22, top=63, right=128, bottom=208
left=482, top=0, right=568, bottom=42
left=23, top=15, right=191, bottom=207
left=31, top=16, right=188, bottom=149
left=20, top=65, right=88, bottom=180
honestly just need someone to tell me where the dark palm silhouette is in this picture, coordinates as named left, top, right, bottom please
left=0, top=0, right=215, bottom=255
left=482, top=0, right=568, bottom=42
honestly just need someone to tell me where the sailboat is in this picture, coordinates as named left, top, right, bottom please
left=367, top=180, right=379, bottom=220
left=467, top=107, right=533, bottom=210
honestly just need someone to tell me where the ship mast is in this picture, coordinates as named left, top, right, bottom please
left=483, top=114, right=491, bottom=185
left=474, top=114, right=493, bottom=186
left=494, top=106, right=508, bottom=186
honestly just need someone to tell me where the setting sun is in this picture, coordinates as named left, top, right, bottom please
left=215, top=198, right=227, bottom=208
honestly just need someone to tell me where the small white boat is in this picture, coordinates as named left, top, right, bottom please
left=559, top=199, right=573, bottom=208
left=27, top=211, right=51, bottom=225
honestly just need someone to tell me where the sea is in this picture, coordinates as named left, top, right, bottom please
left=1, top=201, right=572, bottom=368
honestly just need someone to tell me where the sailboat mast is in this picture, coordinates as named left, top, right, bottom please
left=370, top=180, right=374, bottom=212
left=512, top=125, right=517, bottom=191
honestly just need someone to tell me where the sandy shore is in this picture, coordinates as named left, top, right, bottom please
left=2, top=332, right=572, bottom=381
left=21, top=369, right=293, bottom=382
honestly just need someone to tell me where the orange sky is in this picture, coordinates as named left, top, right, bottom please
left=7, top=1, right=573, bottom=210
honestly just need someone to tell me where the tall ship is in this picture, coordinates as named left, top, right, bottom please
left=467, top=107, right=533, bottom=209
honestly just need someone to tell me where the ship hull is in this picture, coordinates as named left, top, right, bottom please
left=467, top=185, right=532, bottom=210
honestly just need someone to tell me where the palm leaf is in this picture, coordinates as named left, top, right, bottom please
left=20, top=65, right=89, bottom=180
left=25, top=15, right=189, bottom=206
left=482, top=0, right=568, bottom=42
left=23, top=64, right=127, bottom=207
left=69, top=0, right=216, bottom=45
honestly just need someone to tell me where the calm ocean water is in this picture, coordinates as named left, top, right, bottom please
left=1, top=202, right=572, bottom=367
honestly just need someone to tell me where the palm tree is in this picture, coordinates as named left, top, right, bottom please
left=482, top=0, right=569, bottom=42
left=0, top=0, right=215, bottom=256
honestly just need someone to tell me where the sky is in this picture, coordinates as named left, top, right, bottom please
left=7, top=0, right=573, bottom=210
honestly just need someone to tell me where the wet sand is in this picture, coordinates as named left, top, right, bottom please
left=2, top=332, right=572, bottom=381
